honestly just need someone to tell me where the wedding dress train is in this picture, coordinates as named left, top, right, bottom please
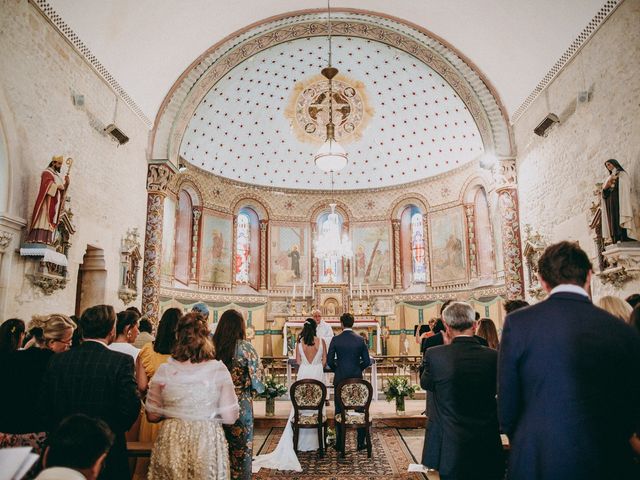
left=252, top=340, right=326, bottom=472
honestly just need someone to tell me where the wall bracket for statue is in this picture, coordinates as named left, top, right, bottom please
left=598, top=241, right=640, bottom=288
left=118, top=228, right=142, bottom=305
left=22, top=196, right=76, bottom=295
left=522, top=225, right=547, bottom=300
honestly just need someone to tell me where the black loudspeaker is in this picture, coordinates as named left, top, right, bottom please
left=533, top=113, right=559, bottom=137
left=104, top=124, right=130, bottom=145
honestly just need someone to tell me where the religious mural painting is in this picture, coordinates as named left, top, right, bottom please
left=351, top=222, right=392, bottom=286
left=200, top=212, right=233, bottom=285
left=429, top=207, right=468, bottom=284
left=269, top=223, right=309, bottom=288
left=160, top=197, right=176, bottom=277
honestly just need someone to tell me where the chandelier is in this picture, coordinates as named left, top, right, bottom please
left=313, top=0, right=348, bottom=173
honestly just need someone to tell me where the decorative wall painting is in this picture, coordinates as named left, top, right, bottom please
left=160, top=197, right=176, bottom=277
left=269, top=223, right=309, bottom=288
left=200, top=212, right=233, bottom=284
left=429, top=207, right=468, bottom=284
left=351, top=222, right=392, bottom=286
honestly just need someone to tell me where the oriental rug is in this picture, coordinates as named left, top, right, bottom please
left=253, top=427, right=427, bottom=479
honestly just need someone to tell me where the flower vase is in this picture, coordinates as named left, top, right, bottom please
left=265, top=397, right=275, bottom=417
left=395, top=396, right=406, bottom=415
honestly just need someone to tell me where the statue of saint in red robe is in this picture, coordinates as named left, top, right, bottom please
left=26, top=156, right=69, bottom=245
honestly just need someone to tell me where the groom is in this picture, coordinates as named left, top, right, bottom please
left=327, top=312, right=371, bottom=450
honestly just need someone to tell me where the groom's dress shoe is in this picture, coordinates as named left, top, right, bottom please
left=357, top=443, right=367, bottom=451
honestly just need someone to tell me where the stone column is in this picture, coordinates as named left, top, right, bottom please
left=464, top=204, right=478, bottom=279
left=231, top=215, right=238, bottom=287
left=495, top=159, right=525, bottom=299
left=0, top=214, right=26, bottom=319
left=142, top=164, right=175, bottom=324
left=422, top=213, right=430, bottom=282
left=311, top=223, right=318, bottom=284
left=263, top=314, right=274, bottom=357
left=190, top=207, right=202, bottom=284
left=392, top=219, right=402, bottom=289
left=259, top=219, right=268, bottom=290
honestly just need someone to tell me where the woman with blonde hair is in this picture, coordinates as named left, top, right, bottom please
left=146, top=313, right=239, bottom=479
left=597, top=295, right=633, bottom=322
left=0, top=314, right=76, bottom=463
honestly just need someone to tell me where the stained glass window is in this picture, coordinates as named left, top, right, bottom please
left=411, top=212, right=426, bottom=283
left=235, top=212, right=250, bottom=284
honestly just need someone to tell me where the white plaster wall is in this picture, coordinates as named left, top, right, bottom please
left=0, top=0, right=149, bottom=319
left=514, top=0, right=640, bottom=300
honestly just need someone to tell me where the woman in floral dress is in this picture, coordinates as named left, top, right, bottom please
left=213, top=309, right=265, bottom=480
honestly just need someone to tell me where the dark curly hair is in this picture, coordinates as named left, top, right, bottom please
left=213, top=309, right=246, bottom=369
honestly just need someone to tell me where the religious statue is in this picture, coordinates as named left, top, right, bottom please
left=601, top=159, right=638, bottom=243
left=26, top=156, right=71, bottom=245
left=288, top=244, right=301, bottom=279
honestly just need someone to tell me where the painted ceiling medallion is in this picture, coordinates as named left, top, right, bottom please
left=286, top=74, right=372, bottom=144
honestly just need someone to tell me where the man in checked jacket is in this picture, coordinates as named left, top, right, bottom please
left=40, top=304, right=140, bottom=480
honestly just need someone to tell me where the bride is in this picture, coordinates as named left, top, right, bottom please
left=252, top=318, right=327, bottom=472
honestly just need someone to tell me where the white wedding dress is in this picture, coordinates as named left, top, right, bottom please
left=252, top=340, right=326, bottom=472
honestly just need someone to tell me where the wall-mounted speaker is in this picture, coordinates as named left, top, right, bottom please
left=104, top=124, right=129, bottom=145
left=533, top=113, right=560, bottom=137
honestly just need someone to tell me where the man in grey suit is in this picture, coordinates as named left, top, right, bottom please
left=327, top=312, right=371, bottom=450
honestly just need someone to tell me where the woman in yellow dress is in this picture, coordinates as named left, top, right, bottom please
left=132, top=307, right=181, bottom=480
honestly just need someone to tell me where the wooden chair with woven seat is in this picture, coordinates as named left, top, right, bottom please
left=335, top=378, right=373, bottom=458
left=290, top=378, right=328, bottom=457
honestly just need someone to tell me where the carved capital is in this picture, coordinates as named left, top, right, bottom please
left=391, top=219, right=401, bottom=231
left=0, top=230, right=14, bottom=253
left=494, top=158, right=517, bottom=187
left=146, top=164, right=175, bottom=193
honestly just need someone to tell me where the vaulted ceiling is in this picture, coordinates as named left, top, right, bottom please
left=48, top=0, right=609, bottom=122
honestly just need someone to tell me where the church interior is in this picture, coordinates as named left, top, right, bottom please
left=0, top=0, right=639, bottom=478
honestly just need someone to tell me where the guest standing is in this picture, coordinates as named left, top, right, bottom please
left=132, top=308, right=180, bottom=480
left=133, top=317, right=154, bottom=349
left=0, top=314, right=76, bottom=457
left=108, top=310, right=140, bottom=361
left=421, top=302, right=504, bottom=480
left=213, top=309, right=265, bottom=480
left=146, top=313, right=239, bottom=479
left=40, top=305, right=140, bottom=480
left=597, top=295, right=633, bottom=322
left=498, top=242, right=640, bottom=479
left=475, top=318, right=499, bottom=350
left=0, top=318, right=25, bottom=353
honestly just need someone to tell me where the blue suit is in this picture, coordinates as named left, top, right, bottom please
left=498, top=292, right=640, bottom=480
left=327, top=329, right=371, bottom=445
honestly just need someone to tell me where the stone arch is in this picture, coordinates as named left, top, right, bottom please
left=175, top=179, right=202, bottom=207
left=308, top=200, right=352, bottom=224
left=390, top=193, right=430, bottom=220
left=0, top=85, right=21, bottom=216
left=231, top=195, right=270, bottom=220
left=150, top=9, right=513, bottom=170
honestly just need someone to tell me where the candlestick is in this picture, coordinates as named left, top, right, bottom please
left=359, top=282, right=362, bottom=300
left=302, top=282, right=306, bottom=299
left=292, top=283, right=296, bottom=300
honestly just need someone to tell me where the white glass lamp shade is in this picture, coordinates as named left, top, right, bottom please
left=314, top=137, right=348, bottom=172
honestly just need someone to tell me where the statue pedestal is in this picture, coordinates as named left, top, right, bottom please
left=598, top=241, right=640, bottom=288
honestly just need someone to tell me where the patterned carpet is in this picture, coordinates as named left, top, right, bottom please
left=253, top=428, right=427, bottom=479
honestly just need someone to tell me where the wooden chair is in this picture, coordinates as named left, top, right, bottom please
left=290, top=379, right=328, bottom=457
left=335, top=378, right=373, bottom=458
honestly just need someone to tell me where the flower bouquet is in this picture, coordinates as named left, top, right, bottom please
left=259, top=375, right=288, bottom=416
left=383, top=376, right=418, bottom=415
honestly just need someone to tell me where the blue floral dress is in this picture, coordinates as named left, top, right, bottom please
left=223, top=340, right=265, bottom=480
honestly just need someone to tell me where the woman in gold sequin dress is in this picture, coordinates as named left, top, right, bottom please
left=146, top=313, right=239, bottom=479
left=213, top=309, right=265, bottom=480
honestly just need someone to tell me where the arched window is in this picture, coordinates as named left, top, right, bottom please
left=174, top=190, right=193, bottom=285
left=235, top=212, right=250, bottom=284
left=400, top=205, right=426, bottom=288
left=315, top=207, right=347, bottom=283
left=410, top=212, right=427, bottom=283
left=235, top=207, right=260, bottom=288
left=474, top=188, right=495, bottom=278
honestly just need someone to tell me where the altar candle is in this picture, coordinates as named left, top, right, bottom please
left=367, top=284, right=370, bottom=298
left=359, top=282, right=362, bottom=299
left=312, top=283, right=315, bottom=300
left=302, top=282, right=306, bottom=299
left=349, top=282, right=353, bottom=297
left=292, top=283, right=296, bottom=300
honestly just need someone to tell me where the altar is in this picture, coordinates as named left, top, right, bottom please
left=282, top=315, right=382, bottom=355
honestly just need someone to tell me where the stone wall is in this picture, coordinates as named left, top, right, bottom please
left=0, top=0, right=149, bottom=319
left=514, top=0, right=640, bottom=300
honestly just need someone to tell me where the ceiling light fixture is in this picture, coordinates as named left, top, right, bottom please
left=313, top=0, right=348, bottom=173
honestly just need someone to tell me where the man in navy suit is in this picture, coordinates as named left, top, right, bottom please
left=327, top=312, right=371, bottom=449
left=498, top=241, right=640, bottom=480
